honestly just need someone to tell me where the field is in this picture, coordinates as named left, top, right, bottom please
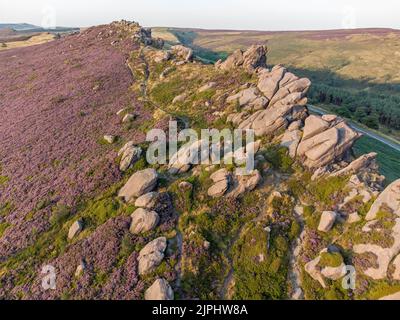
left=0, top=33, right=56, bottom=51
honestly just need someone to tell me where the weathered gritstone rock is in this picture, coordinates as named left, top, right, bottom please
left=226, top=169, right=262, bottom=199
left=171, top=45, right=193, bottom=62
left=216, top=45, right=267, bottom=72
left=118, top=168, right=158, bottom=202
left=103, top=135, right=116, bottom=144
left=138, top=237, right=167, bottom=275
left=238, top=102, right=307, bottom=137
left=318, top=211, right=337, bottom=233
left=379, top=291, right=400, bottom=300
left=330, top=152, right=378, bottom=177
left=392, top=254, right=400, bottom=280
left=296, top=116, right=361, bottom=169
left=145, top=278, right=174, bottom=300
left=207, top=168, right=230, bottom=198
left=154, top=51, right=171, bottom=63
left=366, top=179, right=400, bottom=221
left=68, top=219, right=84, bottom=240
left=226, top=87, right=268, bottom=110
left=198, top=82, right=217, bottom=93
left=321, top=263, right=346, bottom=280
left=257, top=65, right=286, bottom=100
left=130, top=208, right=159, bottom=234
left=353, top=218, right=400, bottom=280
left=168, top=139, right=210, bottom=174
left=118, top=141, right=142, bottom=172
left=281, top=129, right=302, bottom=158
left=135, top=192, right=159, bottom=209
left=304, top=255, right=326, bottom=288
left=75, top=260, right=86, bottom=277
left=305, top=248, right=346, bottom=288
left=302, top=115, right=330, bottom=140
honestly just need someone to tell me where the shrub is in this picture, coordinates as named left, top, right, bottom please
left=318, top=252, right=343, bottom=268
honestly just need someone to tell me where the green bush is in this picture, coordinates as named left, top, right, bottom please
left=318, top=252, right=343, bottom=268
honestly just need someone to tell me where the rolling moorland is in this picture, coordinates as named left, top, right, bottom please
left=153, top=27, right=400, bottom=182
left=1, top=21, right=400, bottom=300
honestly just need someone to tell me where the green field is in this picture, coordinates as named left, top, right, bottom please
left=353, top=135, right=400, bottom=184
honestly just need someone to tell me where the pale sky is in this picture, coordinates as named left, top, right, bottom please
left=1, top=0, right=399, bottom=31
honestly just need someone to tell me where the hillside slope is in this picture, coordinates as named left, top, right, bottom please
left=1, top=21, right=400, bottom=300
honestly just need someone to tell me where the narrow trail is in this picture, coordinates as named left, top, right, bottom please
left=287, top=206, right=306, bottom=300
left=128, top=48, right=186, bottom=295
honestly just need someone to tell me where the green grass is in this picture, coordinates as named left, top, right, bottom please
left=353, top=135, right=400, bottom=183
left=232, top=223, right=290, bottom=300
left=0, top=175, right=9, bottom=185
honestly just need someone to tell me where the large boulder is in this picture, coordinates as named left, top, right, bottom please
left=297, top=116, right=361, bottom=168
left=145, top=278, right=174, bottom=300
left=118, top=141, right=142, bottom=172
left=171, top=45, right=193, bottom=62
left=226, top=87, right=268, bottom=110
left=281, top=129, right=302, bottom=158
left=207, top=168, right=230, bottom=198
left=302, top=115, right=330, bottom=140
left=318, top=211, right=337, bottom=232
left=242, top=44, right=268, bottom=72
left=257, top=65, right=286, bottom=100
left=226, top=169, right=262, bottom=199
left=138, top=237, right=167, bottom=275
left=366, top=179, right=400, bottom=221
left=216, top=45, right=267, bottom=72
left=130, top=208, right=159, bottom=234
left=135, top=192, right=159, bottom=209
left=118, top=168, right=158, bottom=202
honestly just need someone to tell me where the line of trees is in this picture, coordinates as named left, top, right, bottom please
left=309, top=83, right=400, bottom=131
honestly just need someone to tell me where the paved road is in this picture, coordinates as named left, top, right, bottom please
left=307, top=104, right=400, bottom=153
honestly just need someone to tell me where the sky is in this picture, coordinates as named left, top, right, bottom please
left=1, top=0, right=399, bottom=31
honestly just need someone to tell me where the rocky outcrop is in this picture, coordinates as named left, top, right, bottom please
left=305, top=248, right=346, bottom=288
left=226, top=169, right=262, bottom=199
left=296, top=115, right=361, bottom=169
left=238, top=101, right=307, bottom=137
left=118, top=141, right=142, bottom=172
left=130, top=208, right=159, bottom=234
left=138, top=237, right=167, bottom=275
left=118, top=168, right=158, bottom=202
left=226, top=87, right=268, bottom=111
left=304, top=255, right=326, bottom=288
left=354, top=218, right=400, bottom=280
left=216, top=45, right=267, bottom=72
left=281, top=126, right=302, bottom=158
left=168, top=139, right=209, bottom=174
left=331, top=152, right=378, bottom=177
left=171, top=45, right=193, bottom=62
left=366, top=179, right=400, bottom=221
left=145, top=278, right=174, bottom=300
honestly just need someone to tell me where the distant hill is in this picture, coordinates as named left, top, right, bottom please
left=0, top=23, right=39, bottom=31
